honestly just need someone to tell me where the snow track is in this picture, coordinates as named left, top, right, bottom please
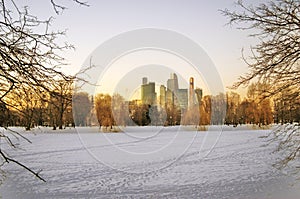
left=0, top=127, right=299, bottom=198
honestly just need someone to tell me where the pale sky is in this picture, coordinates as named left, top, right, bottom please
left=25, top=0, right=264, bottom=97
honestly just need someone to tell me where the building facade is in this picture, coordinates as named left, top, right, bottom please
left=141, top=77, right=157, bottom=105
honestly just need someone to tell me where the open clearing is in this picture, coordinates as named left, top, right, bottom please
left=0, top=126, right=299, bottom=198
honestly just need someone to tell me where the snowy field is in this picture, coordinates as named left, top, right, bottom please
left=0, top=126, right=299, bottom=199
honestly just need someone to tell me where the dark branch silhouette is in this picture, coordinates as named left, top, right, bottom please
left=222, top=0, right=300, bottom=177
left=0, top=0, right=88, bottom=182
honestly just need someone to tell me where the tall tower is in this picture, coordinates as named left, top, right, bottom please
left=160, top=85, right=166, bottom=107
left=141, top=78, right=156, bottom=105
left=189, top=77, right=195, bottom=107
left=142, top=77, right=148, bottom=85
left=167, top=73, right=179, bottom=92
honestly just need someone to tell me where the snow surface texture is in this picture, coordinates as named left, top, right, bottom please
left=0, top=126, right=299, bottom=199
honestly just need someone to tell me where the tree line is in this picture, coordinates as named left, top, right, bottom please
left=0, top=80, right=93, bottom=130
left=1, top=81, right=299, bottom=131
left=94, top=82, right=299, bottom=129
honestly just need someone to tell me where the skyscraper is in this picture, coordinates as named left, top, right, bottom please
left=141, top=78, right=156, bottom=105
left=189, top=77, right=196, bottom=107
left=176, top=89, right=188, bottom=109
left=160, top=85, right=166, bottom=107
left=165, top=73, right=190, bottom=110
left=166, top=89, right=174, bottom=109
left=142, top=77, right=148, bottom=85
left=167, top=73, right=179, bottom=92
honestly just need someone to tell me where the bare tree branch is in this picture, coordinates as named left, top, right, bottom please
left=50, top=0, right=89, bottom=14
left=0, top=0, right=89, bottom=182
left=222, top=0, right=300, bottom=177
left=0, top=149, right=46, bottom=182
left=221, top=0, right=300, bottom=94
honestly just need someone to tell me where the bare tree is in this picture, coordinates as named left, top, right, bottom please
left=222, top=0, right=299, bottom=175
left=73, top=92, right=92, bottom=126
left=0, top=0, right=88, bottom=182
left=49, top=79, right=74, bottom=129
left=247, top=82, right=273, bottom=126
left=199, top=95, right=212, bottom=126
left=111, top=93, right=126, bottom=126
left=6, top=85, right=43, bottom=130
left=222, top=0, right=300, bottom=94
left=95, top=94, right=114, bottom=130
left=225, top=92, right=241, bottom=126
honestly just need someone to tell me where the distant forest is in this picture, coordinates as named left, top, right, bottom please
left=0, top=81, right=299, bottom=131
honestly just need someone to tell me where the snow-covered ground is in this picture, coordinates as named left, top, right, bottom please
left=0, top=126, right=299, bottom=198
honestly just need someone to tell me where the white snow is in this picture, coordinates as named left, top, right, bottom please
left=0, top=126, right=299, bottom=198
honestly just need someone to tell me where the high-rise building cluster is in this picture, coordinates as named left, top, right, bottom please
left=141, top=73, right=203, bottom=111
